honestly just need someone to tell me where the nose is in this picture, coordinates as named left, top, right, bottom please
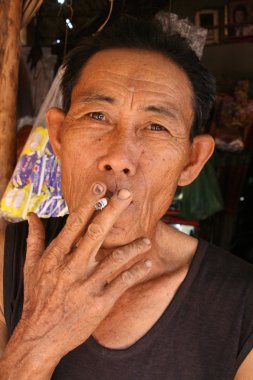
left=97, top=141, right=138, bottom=176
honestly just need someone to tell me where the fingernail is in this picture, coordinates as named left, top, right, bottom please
left=92, top=183, right=104, bottom=195
left=117, top=189, right=131, bottom=200
left=144, top=259, right=152, bottom=268
left=143, top=238, right=151, bottom=245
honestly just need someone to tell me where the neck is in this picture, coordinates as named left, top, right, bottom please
left=96, top=221, right=198, bottom=282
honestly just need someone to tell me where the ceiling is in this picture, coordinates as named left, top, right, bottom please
left=28, top=0, right=171, bottom=47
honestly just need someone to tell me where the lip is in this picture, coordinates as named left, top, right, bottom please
left=105, top=190, right=114, bottom=199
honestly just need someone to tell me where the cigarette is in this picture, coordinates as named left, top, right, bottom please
left=95, top=197, right=108, bottom=211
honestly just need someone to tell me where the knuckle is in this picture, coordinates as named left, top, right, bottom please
left=29, top=221, right=43, bottom=235
left=42, top=251, right=59, bottom=269
left=61, top=264, right=74, bottom=281
left=121, top=263, right=148, bottom=285
left=49, top=240, right=68, bottom=256
left=134, top=262, right=149, bottom=278
left=111, top=249, right=125, bottom=264
left=66, top=212, right=84, bottom=230
left=132, top=238, right=150, bottom=254
left=121, top=270, right=134, bottom=285
left=137, top=239, right=148, bottom=251
left=27, top=230, right=43, bottom=246
left=86, top=223, right=104, bottom=240
left=27, top=239, right=41, bottom=252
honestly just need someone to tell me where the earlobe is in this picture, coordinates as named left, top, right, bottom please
left=46, top=107, right=66, bottom=159
left=178, top=134, right=215, bottom=186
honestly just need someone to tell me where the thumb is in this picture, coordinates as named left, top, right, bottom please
left=25, top=212, right=45, bottom=273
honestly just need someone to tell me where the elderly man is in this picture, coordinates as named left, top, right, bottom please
left=0, top=17, right=253, bottom=379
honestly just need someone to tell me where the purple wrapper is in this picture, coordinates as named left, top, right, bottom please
left=12, top=153, right=38, bottom=189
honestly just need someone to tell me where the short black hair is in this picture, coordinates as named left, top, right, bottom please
left=61, top=16, right=216, bottom=137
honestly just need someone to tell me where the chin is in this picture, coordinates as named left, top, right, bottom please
left=102, top=227, right=139, bottom=249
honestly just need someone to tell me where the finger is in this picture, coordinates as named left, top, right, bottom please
left=44, top=182, right=106, bottom=262
left=103, top=259, right=152, bottom=307
left=25, top=212, right=45, bottom=275
left=91, top=237, right=151, bottom=282
left=69, top=188, right=133, bottom=270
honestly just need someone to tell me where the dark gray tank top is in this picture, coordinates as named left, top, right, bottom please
left=4, top=217, right=253, bottom=379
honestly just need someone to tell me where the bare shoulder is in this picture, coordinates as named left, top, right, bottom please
left=234, top=349, right=253, bottom=380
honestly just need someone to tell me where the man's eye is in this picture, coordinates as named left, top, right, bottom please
left=88, top=112, right=105, bottom=121
left=150, top=123, right=167, bottom=132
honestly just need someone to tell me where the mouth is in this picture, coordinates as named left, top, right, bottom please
left=105, top=190, right=114, bottom=199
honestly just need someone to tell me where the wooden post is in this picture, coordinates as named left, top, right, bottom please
left=0, top=0, right=22, bottom=200
left=0, top=0, right=23, bottom=302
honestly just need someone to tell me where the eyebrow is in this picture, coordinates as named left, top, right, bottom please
left=75, top=91, right=179, bottom=120
left=76, top=90, right=116, bottom=105
left=142, top=105, right=179, bottom=120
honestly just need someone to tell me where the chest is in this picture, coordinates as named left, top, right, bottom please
left=93, top=269, right=187, bottom=349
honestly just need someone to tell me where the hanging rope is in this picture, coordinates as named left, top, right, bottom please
left=96, top=0, right=114, bottom=34
left=63, top=0, right=73, bottom=58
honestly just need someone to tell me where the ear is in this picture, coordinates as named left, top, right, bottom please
left=178, top=134, right=215, bottom=186
left=46, top=107, right=66, bottom=159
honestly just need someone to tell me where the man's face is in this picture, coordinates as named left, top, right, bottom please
left=56, top=49, right=195, bottom=247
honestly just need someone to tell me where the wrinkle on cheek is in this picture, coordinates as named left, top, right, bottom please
left=61, top=150, right=96, bottom=211
left=139, top=190, right=153, bottom=233
left=136, top=160, right=161, bottom=233
left=138, top=150, right=182, bottom=232
left=129, top=89, right=135, bottom=110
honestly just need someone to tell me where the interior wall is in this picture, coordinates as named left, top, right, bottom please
left=202, top=43, right=253, bottom=95
left=172, top=0, right=227, bottom=21
left=171, top=0, right=253, bottom=96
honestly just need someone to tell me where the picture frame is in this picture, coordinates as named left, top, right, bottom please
left=226, top=0, right=253, bottom=40
left=195, top=9, right=219, bottom=44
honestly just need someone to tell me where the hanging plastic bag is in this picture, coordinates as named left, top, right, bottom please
left=0, top=67, right=68, bottom=222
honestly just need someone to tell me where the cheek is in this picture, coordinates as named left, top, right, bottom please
left=139, top=143, right=188, bottom=215
left=142, top=142, right=188, bottom=186
left=61, top=129, right=98, bottom=168
left=60, top=135, right=100, bottom=209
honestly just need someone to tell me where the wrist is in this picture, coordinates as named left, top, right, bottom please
left=0, top=348, right=58, bottom=380
left=0, top=356, right=55, bottom=380
left=0, top=327, right=60, bottom=379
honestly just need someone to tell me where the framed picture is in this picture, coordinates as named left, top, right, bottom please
left=195, top=9, right=219, bottom=44
left=227, top=0, right=253, bottom=39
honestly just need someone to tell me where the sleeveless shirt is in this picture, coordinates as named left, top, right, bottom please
left=3, top=217, right=253, bottom=380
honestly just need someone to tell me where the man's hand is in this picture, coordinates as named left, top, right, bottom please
left=0, top=184, right=152, bottom=379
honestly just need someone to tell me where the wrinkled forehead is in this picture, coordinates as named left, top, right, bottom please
left=71, top=48, right=194, bottom=122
